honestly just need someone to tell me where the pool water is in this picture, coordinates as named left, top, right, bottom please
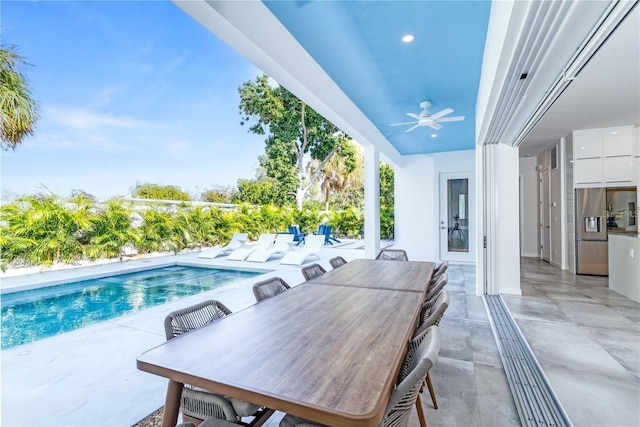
left=1, top=266, right=260, bottom=350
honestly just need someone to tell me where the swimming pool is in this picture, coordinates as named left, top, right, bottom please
left=1, top=265, right=260, bottom=350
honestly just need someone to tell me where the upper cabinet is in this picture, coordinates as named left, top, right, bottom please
left=574, top=131, right=602, bottom=159
left=573, top=125, right=635, bottom=187
left=603, top=127, right=633, bottom=157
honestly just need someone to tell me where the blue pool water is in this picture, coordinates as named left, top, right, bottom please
left=1, top=265, right=260, bottom=350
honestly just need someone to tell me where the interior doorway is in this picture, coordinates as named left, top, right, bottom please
left=540, top=167, right=551, bottom=262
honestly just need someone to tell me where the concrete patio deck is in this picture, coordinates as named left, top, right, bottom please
left=1, top=240, right=384, bottom=426
left=2, top=245, right=638, bottom=426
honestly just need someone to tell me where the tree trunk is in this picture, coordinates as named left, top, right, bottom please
left=295, top=146, right=338, bottom=210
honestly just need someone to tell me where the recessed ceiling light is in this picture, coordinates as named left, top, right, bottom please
left=431, top=134, right=437, bottom=138
left=401, top=34, right=415, bottom=43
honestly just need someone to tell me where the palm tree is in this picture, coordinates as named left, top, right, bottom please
left=0, top=45, right=39, bottom=150
left=317, top=142, right=361, bottom=210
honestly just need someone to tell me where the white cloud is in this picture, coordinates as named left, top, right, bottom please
left=45, top=105, right=152, bottom=132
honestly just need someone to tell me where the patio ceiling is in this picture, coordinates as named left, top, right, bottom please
left=262, top=1, right=491, bottom=156
left=173, top=1, right=638, bottom=162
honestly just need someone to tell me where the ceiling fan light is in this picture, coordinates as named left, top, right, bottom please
left=401, top=34, right=415, bottom=43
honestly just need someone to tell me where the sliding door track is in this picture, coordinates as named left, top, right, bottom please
left=484, top=295, right=572, bottom=427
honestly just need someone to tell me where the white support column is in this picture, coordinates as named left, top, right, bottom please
left=559, top=137, right=568, bottom=270
left=364, top=145, right=380, bottom=259
left=475, top=146, right=486, bottom=296
left=483, top=143, right=522, bottom=295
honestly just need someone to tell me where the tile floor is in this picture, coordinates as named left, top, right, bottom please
left=502, top=257, right=640, bottom=427
left=2, top=251, right=639, bottom=426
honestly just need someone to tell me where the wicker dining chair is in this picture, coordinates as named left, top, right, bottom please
left=279, top=326, right=442, bottom=427
left=397, top=326, right=443, bottom=427
left=253, top=277, right=291, bottom=302
left=376, top=248, right=409, bottom=261
left=301, top=263, right=327, bottom=281
left=412, top=292, right=450, bottom=415
left=418, top=290, right=450, bottom=329
left=431, top=261, right=449, bottom=281
left=424, top=273, right=449, bottom=306
left=329, top=256, right=348, bottom=269
left=164, top=300, right=267, bottom=425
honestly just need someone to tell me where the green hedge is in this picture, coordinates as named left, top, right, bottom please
left=0, top=196, right=393, bottom=268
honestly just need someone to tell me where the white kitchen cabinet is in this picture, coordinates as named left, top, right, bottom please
left=603, top=156, right=635, bottom=184
left=574, top=158, right=603, bottom=184
left=573, top=125, right=635, bottom=187
left=603, top=126, right=633, bottom=157
left=574, top=131, right=603, bottom=159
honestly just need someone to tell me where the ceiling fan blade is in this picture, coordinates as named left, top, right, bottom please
left=429, top=108, right=454, bottom=120
left=427, top=122, right=443, bottom=130
left=437, top=115, right=465, bottom=122
left=390, top=121, right=418, bottom=126
left=404, top=123, right=421, bottom=132
left=406, top=112, right=421, bottom=120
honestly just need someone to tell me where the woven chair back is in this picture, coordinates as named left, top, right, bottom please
left=432, top=261, right=449, bottom=280
left=301, top=263, right=327, bottom=281
left=253, top=277, right=291, bottom=302
left=376, top=249, right=409, bottom=261
left=164, top=300, right=232, bottom=340
left=414, top=290, right=450, bottom=338
left=425, top=273, right=449, bottom=305
left=329, top=256, right=348, bottom=269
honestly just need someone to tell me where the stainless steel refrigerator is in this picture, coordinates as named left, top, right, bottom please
left=576, top=188, right=608, bottom=275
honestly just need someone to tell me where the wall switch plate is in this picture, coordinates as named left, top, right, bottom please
left=630, top=249, right=634, bottom=258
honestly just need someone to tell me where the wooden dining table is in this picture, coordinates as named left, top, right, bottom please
left=305, top=258, right=434, bottom=293
left=137, top=259, right=434, bottom=427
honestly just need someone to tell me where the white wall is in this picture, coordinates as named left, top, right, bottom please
left=519, top=157, right=539, bottom=257
left=550, top=163, right=563, bottom=267
left=395, top=150, right=475, bottom=262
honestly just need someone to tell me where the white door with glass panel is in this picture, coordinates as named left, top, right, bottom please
left=440, top=172, right=474, bottom=262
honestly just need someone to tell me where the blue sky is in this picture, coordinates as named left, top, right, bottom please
left=1, top=1, right=267, bottom=200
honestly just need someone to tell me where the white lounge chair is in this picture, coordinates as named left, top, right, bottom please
left=280, top=234, right=325, bottom=266
left=246, top=233, right=294, bottom=263
left=227, top=233, right=275, bottom=261
left=198, top=233, right=248, bottom=259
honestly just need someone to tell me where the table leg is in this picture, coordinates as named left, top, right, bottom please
left=162, top=380, right=183, bottom=427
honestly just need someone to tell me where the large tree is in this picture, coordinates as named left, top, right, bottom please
left=238, top=74, right=353, bottom=209
left=0, top=45, right=39, bottom=150
left=131, top=183, right=190, bottom=201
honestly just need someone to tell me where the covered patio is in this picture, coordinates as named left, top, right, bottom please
left=3, top=248, right=638, bottom=426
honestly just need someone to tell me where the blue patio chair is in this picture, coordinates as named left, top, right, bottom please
left=313, top=224, right=341, bottom=245
left=288, top=225, right=306, bottom=245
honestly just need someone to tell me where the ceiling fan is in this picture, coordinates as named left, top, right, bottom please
left=390, top=101, right=465, bottom=132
